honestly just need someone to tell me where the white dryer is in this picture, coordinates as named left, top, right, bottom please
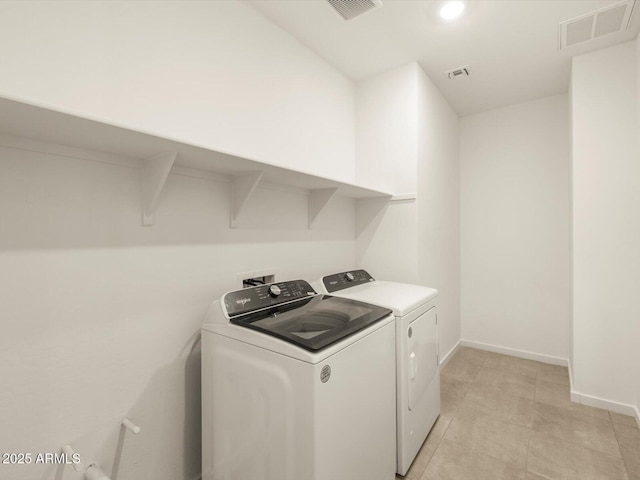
left=316, top=270, right=440, bottom=476
left=202, top=279, right=397, bottom=480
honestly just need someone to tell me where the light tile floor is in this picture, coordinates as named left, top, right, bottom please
left=397, top=346, right=640, bottom=480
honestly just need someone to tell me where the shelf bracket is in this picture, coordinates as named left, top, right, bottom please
left=231, top=171, right=263, bottom=228
left=389, top=193, right=417, bottom=202
left=309, top=188, right=338, bottom=229
left=356, top=196, right=392, bottom=236
left=141, top=151, right=177, bottom=226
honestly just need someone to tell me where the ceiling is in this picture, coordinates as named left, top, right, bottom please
left=247, top=0, right=640, bottom=116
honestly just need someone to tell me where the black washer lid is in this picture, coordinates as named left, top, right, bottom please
left=230, top=293, right=392, bottom=352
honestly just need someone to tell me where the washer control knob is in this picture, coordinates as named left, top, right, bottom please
left=268, top=285, right=281, bottom=297
left=345, top=272, right=355, bottom=282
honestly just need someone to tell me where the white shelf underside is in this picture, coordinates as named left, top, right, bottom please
left=0, top=95, right=395, bottom=227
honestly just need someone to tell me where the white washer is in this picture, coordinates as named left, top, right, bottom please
left=202, top=279, right=397, bottom=480
left=316, top=270, right=440, bottom=476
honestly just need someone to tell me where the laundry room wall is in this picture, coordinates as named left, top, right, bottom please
left=355, top=63, right=418, bottom=195
left=0, top=0, right=355, bottom=183
left=0, top=2, right=364, bottom=480
left=568, top=80, right=575, bottom=384
left=416, top=67, right=461, bottom=364
left=460, top=94, right=571, bottom=362
left=636, top=32, right=640, bottom=421
left=354, top=62, right=461, bottom=365
left=355, top=63, right=419, bottom=283
left=571, top=40, right=640, bottom=416
left=0, top=143, right=357, bottom=480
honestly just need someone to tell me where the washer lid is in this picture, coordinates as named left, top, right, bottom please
left=230, top=294, right=392, bottom=352
left=321, top=271, right=438, bottom=317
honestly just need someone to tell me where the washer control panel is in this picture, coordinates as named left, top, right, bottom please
left=323, top=270, right=375, bottom=293
left=225, top=280, right=316, bottom=317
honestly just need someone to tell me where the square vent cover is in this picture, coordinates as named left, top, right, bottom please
left=560, top=0, right=637, bottom=49
left=326, top=0, right=382, bottom=21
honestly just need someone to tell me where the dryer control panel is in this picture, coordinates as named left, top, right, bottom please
left=323, top=270, right=375, bottom=293
left=224, top=280, right=316, bottom=317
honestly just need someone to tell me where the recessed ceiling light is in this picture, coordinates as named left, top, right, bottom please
left=439, top=0, right=465, bottom=21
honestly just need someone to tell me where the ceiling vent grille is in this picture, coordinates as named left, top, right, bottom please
left=445, top=66, right=470, bottom=80
left=560, top=0, right=637, bottom=49
left=326, top=0, right=382, bottom=21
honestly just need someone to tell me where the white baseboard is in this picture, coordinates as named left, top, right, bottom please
left=571, top=391, right=639, bottom=417
left=567, top=360, right=638, bottom=419
left=439, top=339, right=461, bottom=368
left=440, top=339, right=640, bottom=422
left=460, top=339, right=567, bottom=366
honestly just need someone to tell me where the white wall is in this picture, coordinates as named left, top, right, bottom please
left=356, top=198, right=419, bottom=284
left=636, top=33, right=640, bottom=419
left=0, top=0, right=355, bottom=183
left=460, top=94, right=571, bottom=361
left=0, top=2, right=363, bottom=479
left=355, top=63, right=418, bottom=195
left=355, top=63, right=419, bottom=283
left=568, top=80, right=575, bottom=379
left=0, top=142, right=356, bottom=480
left=355, top=62, right=461, bottom=362
left=416, top=68, right=461, bottom=361
left=571, top=41, right=639, bottom=413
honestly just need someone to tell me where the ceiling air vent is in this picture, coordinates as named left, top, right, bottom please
left=326, top=0, right=382, bottom=21
left=560, top=0, right=637, bottom=49
left=445, top=66, right=470, bottom=80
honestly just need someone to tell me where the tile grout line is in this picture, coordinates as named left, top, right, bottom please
left=468, top=354, right=487, bottom=384
left=450, top=348, right=630, bottom=478
left=416, top=425, right=448, bottom=480
left=529, top=354, right=628, bottom=463
left=610, top=414, right=633, bottom=479
left=417, top=352, right=486, bottom=479
left=529, top=417, right=629, bottom=468
left=524, top=434, right=532, bottom=479
left=431, top=355, right=533, bottom=473
left=471, top=350, right=625, bottom=474
left=414, top=418, right=452, bottom=480
left=530, top=396, right=627, bottom=462
left=417, top=377, right=476, bottom=477
left=526, top=362, right=538, bottom=477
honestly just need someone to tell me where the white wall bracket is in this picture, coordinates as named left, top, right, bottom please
left=61, top=445, right=111, bottom=479
left=141, top=151, right=177, bottom=226
left=62, top=444, right=84, bottom=472
left=85, top=463, right=111, bottom=480
left=122, top=418, right=141, bottom=434
left=231, top=171, right=263, bottom=228
left=309, top=188, right=338, bottom=229
left=390, top=192, right=417, bottom=202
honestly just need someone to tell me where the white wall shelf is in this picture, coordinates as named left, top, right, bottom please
left=0, top=95, right=393, bottom=227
